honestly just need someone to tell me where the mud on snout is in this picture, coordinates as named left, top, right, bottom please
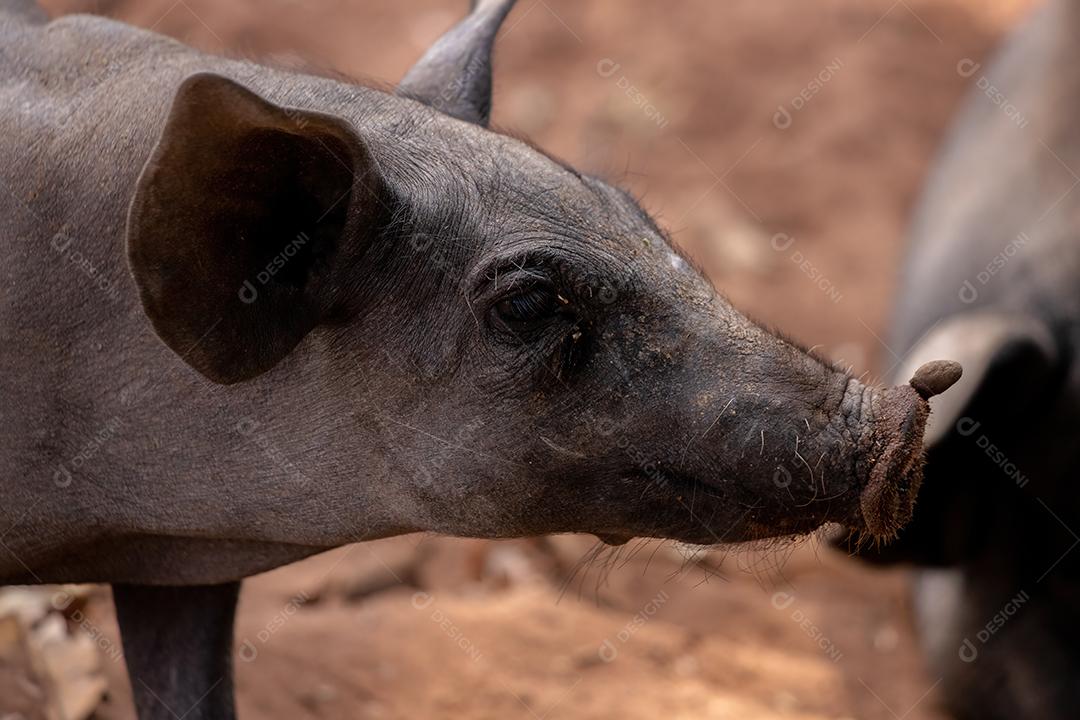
left=785, top=360, right=960, bottom=542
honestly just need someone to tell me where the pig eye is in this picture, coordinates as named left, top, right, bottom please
left=495, top=286, right=561, bottom=324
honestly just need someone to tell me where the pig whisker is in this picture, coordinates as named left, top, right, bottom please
left=638, top=478, right=658, bottom=501
left=595, top=545, right=626, bottom=600
left=793, top=435, right=816, bottom=498
left=539, top=435, right=587, bottom=459
left=740, top=544, right=778, bottom=589
left=644, top=538, right=667, bottom=576
left=741, top=544, right=778, bottom=588
left=678, top=396, right=733, bottom=469
left=811, top=486, right=846, bottom=503
left=619, top=537, right=654, bottom=568
left=734, top=535, right=805, bottom=590
left=460, top=287, right=482, bottom=335
left=815, top=452, right=829, bottom=495
left=556, top=540, right=605, bottom=604
left=668, top=545, right=700, bottom=582
left=691, top=555, right=725, bottom=587
left=381, top=417, right=525, bottom=468
left=768, top=538, right=800, bottom=585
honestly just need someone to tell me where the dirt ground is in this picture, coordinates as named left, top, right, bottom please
left=23, top=0, right=1036, bottom=718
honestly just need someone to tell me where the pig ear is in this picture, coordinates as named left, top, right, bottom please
left=397, top=0, right=517, bottom=126
left=893, top=312, right=1060, bottom=446
left=127, top=73, right=389, bottom=385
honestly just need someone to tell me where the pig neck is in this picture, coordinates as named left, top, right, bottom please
left=2, top=16, right=445, bottom=555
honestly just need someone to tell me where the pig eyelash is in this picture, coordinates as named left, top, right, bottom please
left=485, top=265, right=550, bottom=290
left=489, top=286, right=579, bottom=354
left=495, top=285, right=559, bottom=323
left=482, top=275, right=590, bottom=383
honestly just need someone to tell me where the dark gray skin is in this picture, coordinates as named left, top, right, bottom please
left=843, top=1, right=1080, bottom=717
left=0, top=1, right=956, bottom=718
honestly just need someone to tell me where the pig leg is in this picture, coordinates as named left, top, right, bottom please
left=113, top=582, right=241, bottom=720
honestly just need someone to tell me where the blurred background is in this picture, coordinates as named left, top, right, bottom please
left=2, top=0, right=1036, bottom=717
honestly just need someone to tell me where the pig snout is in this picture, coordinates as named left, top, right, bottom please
left=659, top=355, right=963, bottom=545
left=849, top=361, right=962, bottom=539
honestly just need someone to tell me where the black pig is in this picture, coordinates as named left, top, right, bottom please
left=843, top=1, right=1080, bottom=717
left=0, top=1, right=956, bottom=718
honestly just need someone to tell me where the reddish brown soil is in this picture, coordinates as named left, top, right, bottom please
left=35, top=0, right=1034, bottom=718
